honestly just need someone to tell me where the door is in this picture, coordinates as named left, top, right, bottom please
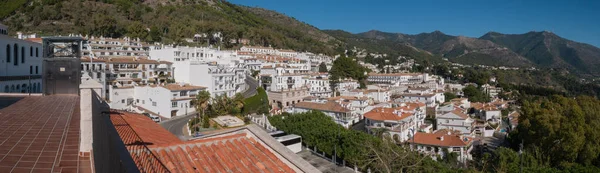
left=44, top=58, right=81, bottom=95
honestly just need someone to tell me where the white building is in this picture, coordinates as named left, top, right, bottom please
left=363, top=102, right=426, bottom=142
left=436, top=109, right=474, bottom=135
left=394, top=93, right=439, bottom=107
left=304, top=74, right=332, bottom=98
left=291, top=101, right=356, bottom=128
left=110, top=83, right=206, bottom=119
left=409, top=130, right=475, bottom=161
left=0, top=23, right=43, bottom=93
left=368, top=73, right=429, bottom=85
left=83, top=36, right=150, bottom=58
left=341, top=89, right=390, bottom=103
left=328, top=96, right=370, bottom=118
left=149, top=46, right=246, bottom=98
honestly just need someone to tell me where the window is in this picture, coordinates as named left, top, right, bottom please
left=6, top=44, right=10, bottom=62
left=136, top=99, right=139, bottom=103
left=180, top=91, right=187, bottom=96
left=152, top=102, right=157, bottom=106
left=21, top=49, right=29, bottom=64
left=36, top=47, right=39, bottom=57
left=171, top=102, right=177, bottom=108
left=36, top=66, right=38, bottom=74
left=142, top=100, right=145, bottom=104
left=453, top=147, right=461, bottom=152
left=4, top=86, right=8, bottom=93
left=30, top=47, right=32, bottom=57
left=30, top=66, right=33, bottom=74
left=121, top=99, right=125, bottom=103
left=14, top=44, right=18, bottom=65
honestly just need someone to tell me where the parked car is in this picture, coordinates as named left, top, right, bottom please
left=149, top=115, right=161, bottom=123
left=142, top=113, right=161, bottom=123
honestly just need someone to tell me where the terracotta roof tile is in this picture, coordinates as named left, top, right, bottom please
left=294, top=101, right=351, bottom=113
left=368, top=72, right=422, bottom=76
left=364, top=107, right=413, bottom=121
left=107, top=57, right=159, bottom=64
left=110, top=111, right=299, bottom=172
left=161, top=84, right=206, bottom=91
left=410, top=132, right=473, bottom=147
left=451, top=109, right=470, bottom=119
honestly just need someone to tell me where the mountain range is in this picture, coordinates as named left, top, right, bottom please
left=326, top=30, right=600, bottom=77
left=1, top=0, right=599, bottom=77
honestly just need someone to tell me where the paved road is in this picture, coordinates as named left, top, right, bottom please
left=298, top=150, right=355, bottom=173
left=159, top=112, right=197, bottom=140
left=242, top=75, right=259, bottom=98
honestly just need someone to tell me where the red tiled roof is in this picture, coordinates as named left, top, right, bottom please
left=161, top=84, right=206, bottom=91
left=110, top=111, right=301, bottom=172
left=410, top=132, right=473, bottom=147
left=451, top=109, right=469, bottom=119
left=110, top=111, right=181, bottom=147
left=368, top=72, right=422, bottom=76
left=107, top=57, right=160, bottom=64
left=364, top=107, right=413, bottom=121
left=0, top=95, right=91, bottom=172
left=294, top=101, right=351, bottom=113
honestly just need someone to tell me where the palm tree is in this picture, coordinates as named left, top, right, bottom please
left=194, top=90, right=211, bottom=130
left=232, top=93, right=245, bottom=115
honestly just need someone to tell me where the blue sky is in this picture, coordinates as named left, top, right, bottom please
left=229, top=0, right=600, bottom=47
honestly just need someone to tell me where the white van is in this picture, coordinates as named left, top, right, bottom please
left=142, top=113, right=161, bottom=123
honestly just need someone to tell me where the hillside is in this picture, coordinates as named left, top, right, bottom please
left=355, top=30, right=532, bottom=67
left=323, top=30, right=440, bottom=63
left=1, top=0, right=336, bottom=55
left=481, top=31, right=600, bottom=77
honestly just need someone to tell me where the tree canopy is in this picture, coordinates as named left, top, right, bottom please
left=318, top=62, right=328, bottom=73
left=463, top=85, right=490, bottom=103
left=268, top=111, right=462, bottom=172
left=512, top=95, right=600, bottom=167
left=329, top=56, right=368, bottom=88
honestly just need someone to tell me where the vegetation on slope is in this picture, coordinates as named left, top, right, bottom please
left=269, top=111, right=463, bottom=172
left=242, top=87, right=270, bottom=115
left=2, top=0, right=335, bottom=54
left=329, top=56, right=369, bottom=88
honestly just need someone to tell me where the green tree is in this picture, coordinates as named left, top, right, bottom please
left=444, top=92, right=457, bottom=102
left=126, top=21, right=148, bottom=40
left=329, top=56, right=367, bottom=88
left=463, top=85, right=489, bottom=102
left=318, top=62, right=328, bottom=72
left=515, top=95, right=598, bottom=167
left=194, top=90, right=211, bottom=129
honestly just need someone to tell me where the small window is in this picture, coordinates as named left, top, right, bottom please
left=121, top=99, right=125, bottom=103
left=142, top=100, right=145, bottom=104
left=30, top=47, right=33, bottom=57
left=35, top=66, right=38, bottom=74
left=21, top=47, right=25, bottom=63
left=152, top=102, right=157, bottom=106
left=14, top=44, right=18, bottom=65
left=180, top=91, right=187, bottom=96
left=36, top=47, right=39, bottom=57
left=30, top=66, right=33, bottom=74
left=136, top=99, right=139, bottom=103
left=171, top=102, right=177, bottom=108
left=6, top=44, right=10, bottom=62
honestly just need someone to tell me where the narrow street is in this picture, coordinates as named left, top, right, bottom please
left=159, top=112, right=197, bottom=140
left=242, top=75, right=259, bottom=98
